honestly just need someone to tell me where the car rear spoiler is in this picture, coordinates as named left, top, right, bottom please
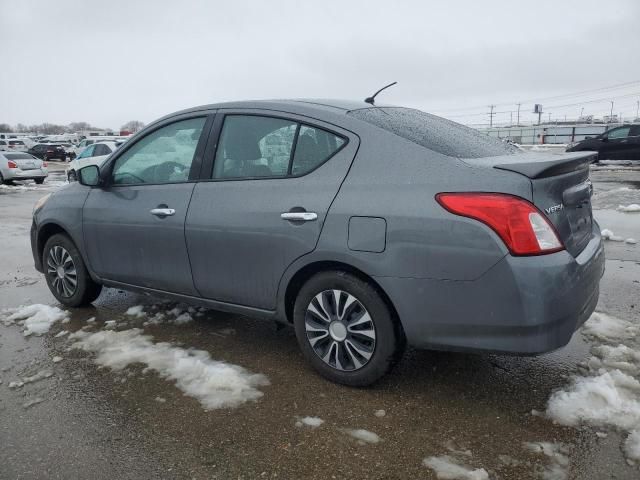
left=493, top=151, right=596, bottom=179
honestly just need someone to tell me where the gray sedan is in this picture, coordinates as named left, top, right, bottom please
left=0, top=152, right=48, bottom=184
left=30, top=99, right=604, bottom=386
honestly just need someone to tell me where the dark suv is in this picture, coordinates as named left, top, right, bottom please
left=28, top=143, right=67, bottom=162
left=566, top=124, right=640, bottom=160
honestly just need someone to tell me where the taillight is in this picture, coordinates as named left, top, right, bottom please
left=435, top=193, right=564, bottom=256
left=7, top=160, right=17, bottom=168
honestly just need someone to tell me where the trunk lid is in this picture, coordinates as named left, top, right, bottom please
left=462, top=151, right=596, bottom=257
left=6, top=154, right=43, bottom=171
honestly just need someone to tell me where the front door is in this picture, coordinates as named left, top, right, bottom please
left=83, top=115, right=210, bottom=295
left=599, top=126, right=633, bottom=159
left=185, top=112, right=358, bottom=309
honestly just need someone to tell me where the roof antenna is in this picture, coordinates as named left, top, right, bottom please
left=364, top=81, right=397, bottom=105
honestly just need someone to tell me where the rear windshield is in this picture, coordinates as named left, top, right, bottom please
left=4, top=153, right=35, bottom=160
left=8, top=140, right=25, bottom=145
left=348, top=107, right=519, bottom=158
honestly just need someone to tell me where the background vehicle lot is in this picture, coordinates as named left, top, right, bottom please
left=0, top=164, right=638, bottom=479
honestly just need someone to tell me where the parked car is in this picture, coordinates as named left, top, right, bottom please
left=73, top=136, right=128, bottom=157
left=66, top=141, right=123, bottom=181
left=28, top=143, right=68, bottom=162
left=0, top=139, right=29, bottom=152
left=30, top=100, right=604, bottom=386
left=0, top=152, right=48, bottom=184
left=566, top=124, right=640, bottom=160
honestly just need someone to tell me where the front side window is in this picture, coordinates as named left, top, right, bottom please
left=112, top=117, right=205, bottom=185
left=212, top=115, right=345, bottom=179
left=77, top=145, right=95, bottom=159
left=607, top=127, right=630, bottom=139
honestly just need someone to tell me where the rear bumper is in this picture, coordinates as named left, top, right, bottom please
left=5, top=168, right=47, bottom=180
left=376, top=223, right=605, bottom=355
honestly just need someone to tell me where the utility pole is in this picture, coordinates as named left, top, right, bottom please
left=516, top=103, right=521, bottom=126
left=610, top=101, right=614, bottom=121
left=548, top=113, right=551, bottom=123
left=636, top=100, right=639, bottom=119
left=510, top=111, right=513, bottom=126
left=488, top=105, right=495, bottom=128
left=580, top=107, right=584, bottom=119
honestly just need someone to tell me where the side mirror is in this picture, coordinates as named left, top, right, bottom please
left=78, top=165, right=100, bottom=187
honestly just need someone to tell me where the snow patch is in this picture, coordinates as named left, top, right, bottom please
left=374, top=409, right=386, bottom=417
left=617, top=204, right=640, bottom=213
left=2, top=304, right=69, bottom=336
left=52, top=356, right=63, bottom=363
left=343, top=428, right=381, bottom=444
left=69, top=328, right=268, bottom=410
left=422, top=455, right=489, bottom=480
left=600, top=229, right=624, bottom=242
left=546, top=312, right=640, bottom=465
left=295, top=416, right=324, bottom=428
left=625, top=238, right=638, bottom=245
left=125, top=305, right=146, bottom=318
left=524, top=442, right=569, bottom=480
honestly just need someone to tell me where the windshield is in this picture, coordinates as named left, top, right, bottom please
left=348, top=107, right=519, bottom=158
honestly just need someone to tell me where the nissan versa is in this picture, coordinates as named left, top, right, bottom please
left=31, top=100, right=605, bottom=386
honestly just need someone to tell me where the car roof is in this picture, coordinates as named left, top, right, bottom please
left=153, top=99, right=398, bottom=126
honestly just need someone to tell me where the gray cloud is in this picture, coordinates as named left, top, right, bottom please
left=1, top=0, right=639, bottom=128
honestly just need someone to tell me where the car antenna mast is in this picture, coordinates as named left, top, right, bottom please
left=364, top=82, right=397, bottom=105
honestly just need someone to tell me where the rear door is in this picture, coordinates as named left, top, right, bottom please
left=629, top=125, right=640, bottom=160
left=600, top=126, right=633, bottom=159
left=185, top=111, right=358, bottom=309
left=83, top=114, right=212, bottom=295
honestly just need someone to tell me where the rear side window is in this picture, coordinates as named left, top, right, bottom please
left=9, top=140, right=24, bottom=145
left=348, top=107, right=518, bottom=158
left=213, top=115, right=346, bottom=179
left=607, top=127, right=630, bottom=139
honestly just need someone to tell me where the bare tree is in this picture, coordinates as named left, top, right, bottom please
left=67, top=122, right=93, bottom=133
left=121, top=120, right=145, bottom=133
left=0, top=123, right=13, bottom=132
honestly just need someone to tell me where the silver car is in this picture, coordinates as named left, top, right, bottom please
left=1, top=152, right=48, bottom=184
left=30, top=100, right=604, bottom=386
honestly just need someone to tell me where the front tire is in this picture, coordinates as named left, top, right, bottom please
left=43, top=234, right=102, bottom=307
left=293, top=271, right=404, bottom=386
left=67, top=170, right=77, bottom=182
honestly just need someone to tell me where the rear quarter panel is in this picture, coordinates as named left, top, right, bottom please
left=313, top=126, right=533, bottom=281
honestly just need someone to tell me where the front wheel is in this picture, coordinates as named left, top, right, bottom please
left=293, top=271, right=404, bottom=386
left=43, top=233, right=102, bottom=307
left=67, top=170, right=77, bottom=182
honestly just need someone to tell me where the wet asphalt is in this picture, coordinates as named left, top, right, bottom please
left=0, top=164, right=639, bottom=479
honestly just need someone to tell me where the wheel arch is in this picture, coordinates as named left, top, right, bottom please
left=37, top=222, right=70, bottom=263
left=282, top=260, right=403, bottom=335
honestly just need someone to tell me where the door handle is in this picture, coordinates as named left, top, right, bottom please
left=281, top=212, right=318, bottom=222
left=150, top=208, right=176, bottom=217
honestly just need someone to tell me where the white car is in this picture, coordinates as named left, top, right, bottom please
left=73, top=136, right=129, bottom=157
left=66, top=141, right=123, bottom=181
left=0, top=139, right=28, bottom=152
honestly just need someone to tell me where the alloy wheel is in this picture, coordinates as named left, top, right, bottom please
left=46, top=245, right=78, bottom=298
left=305, top=289, right=376, bottom=371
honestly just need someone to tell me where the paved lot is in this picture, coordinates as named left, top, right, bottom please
left=0, top=166, right=639, bottom=479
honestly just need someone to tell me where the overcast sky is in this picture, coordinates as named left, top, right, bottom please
left=1, top=0, right=639, bottom=129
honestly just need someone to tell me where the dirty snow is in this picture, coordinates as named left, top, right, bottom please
left=546, top=312, right=640, bottom=465
left=422, top=455, right=489, bottom=480
left=2, top=304, right=69, bottom=336
left=343, top=428, right=381, bottom=444
left=617, top=204, right=640, bottom=213
left=23, top=397, right=45, bottom=409
left=295, top=416, right=324, bottom=428
left=601, top=229, right=625, bottom=242
left=374, top=409, right=386, bottom=417
left=525, top=442, right=569, bottom=480
left=69, top=328, right=268, bottom=410
left=52, top=356, right=63, bottom=363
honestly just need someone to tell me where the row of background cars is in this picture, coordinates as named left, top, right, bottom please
left=0, top=135, right=129, bottom=184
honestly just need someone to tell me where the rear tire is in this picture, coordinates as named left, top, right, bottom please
left=293, top=271, right=404, bottom=386
left=43, top=234, right=102, bottom=307
left=35, top=178, right=45, bottom=185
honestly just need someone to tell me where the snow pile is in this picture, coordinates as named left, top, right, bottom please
left=617, top=204, right=640, bottom=213
left=524, top=442, right=569, bottom=480
left=69, top=328, right=268, bottom=410
left=2, top=304, right=69, bottom=336
left=422, top=455, right=489, bottom=480
left=601, top=229, right=624, bottom=242
left=295, top=416, right=324, bottom=428
left=546, top=312, right=640, bottom=465
left=626, top=238, right=638, bottom=245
